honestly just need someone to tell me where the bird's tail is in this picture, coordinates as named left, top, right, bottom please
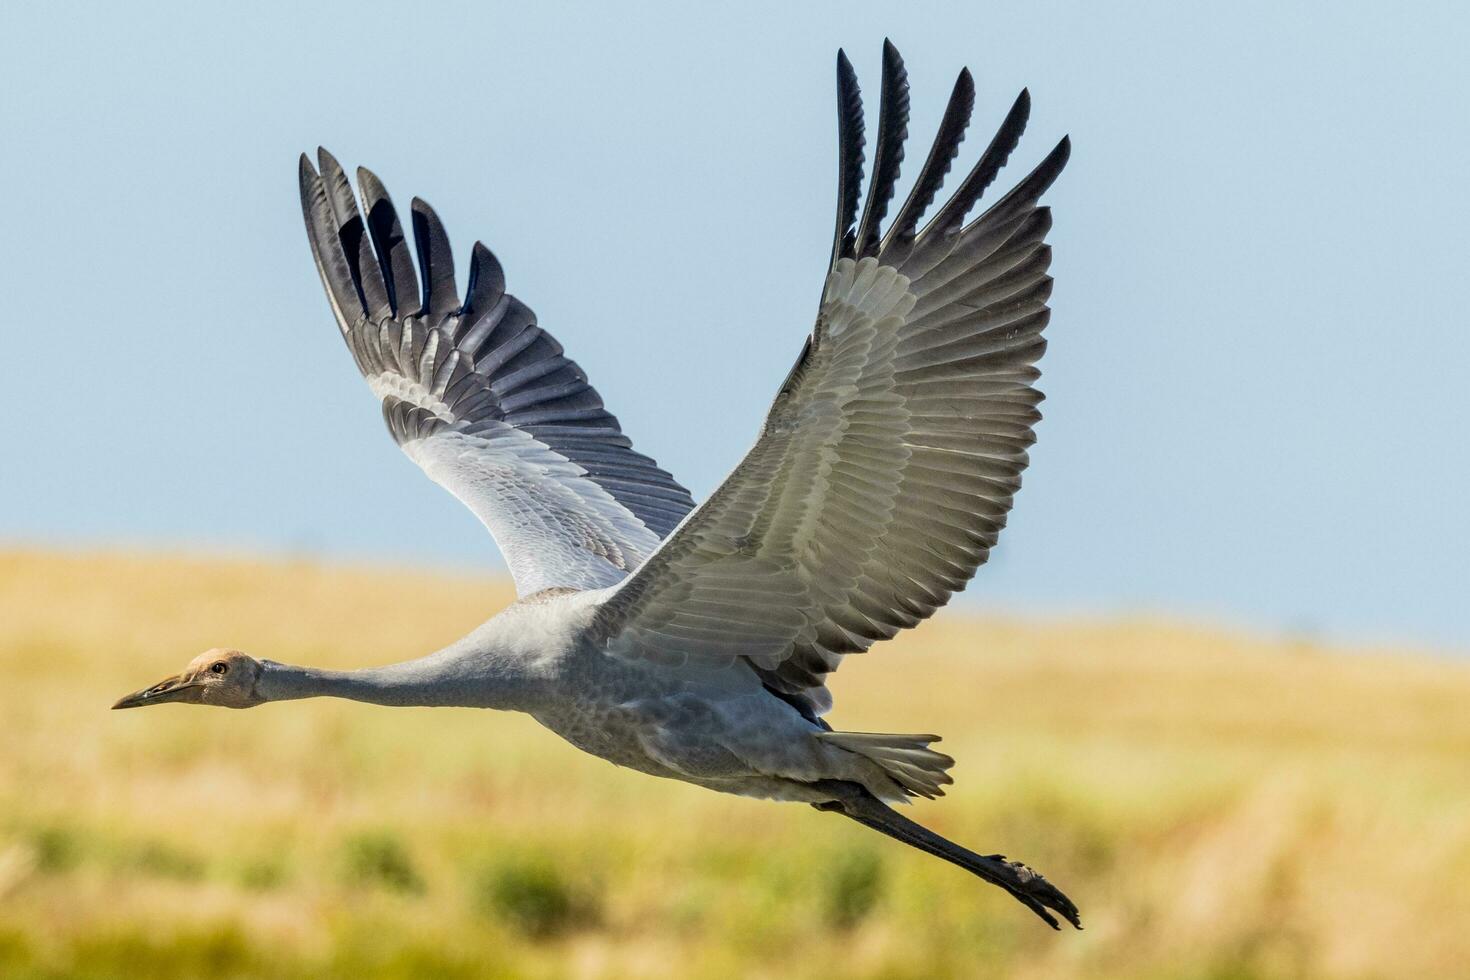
left=813, top=784, right=1082, bottom=930
left=817, top=730, right=955, bottom=799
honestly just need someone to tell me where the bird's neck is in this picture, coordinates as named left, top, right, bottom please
left=255, top=640, right=542, bottom=711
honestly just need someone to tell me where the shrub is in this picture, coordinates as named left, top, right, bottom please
left=30, top=826, right=80, bottom=873
left=823, top=848, right=884, bottom=929
left=341, top=831, right=423, bottom=895
left=471, top=856, right=598, bottom=938
left=127, top=840, right=206, bottom=881
left=238, top=858, right=288, bottom=891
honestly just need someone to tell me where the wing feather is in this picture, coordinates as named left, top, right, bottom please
left=830, top=50, right=866, bottom=268
left=299, top=156, right=696, bottom=595
left=880, top=68, right=975, bottom=266
left=597, top=46, right=1068, bottom=716
left=317, top=149, right=391, bottom=320
left=409, top=197, right=459, bottom=324
left=854, top=40, right=910, bottom=259
left=356, top=167, right=421, bottom=316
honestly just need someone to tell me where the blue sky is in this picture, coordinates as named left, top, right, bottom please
left=2, top=2, right=1466, bottom=650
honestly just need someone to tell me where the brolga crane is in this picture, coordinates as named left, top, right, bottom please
left=114, top=42, right=1076, bottom=928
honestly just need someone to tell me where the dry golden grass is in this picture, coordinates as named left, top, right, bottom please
left=2, top=549, right=1468, bottom=979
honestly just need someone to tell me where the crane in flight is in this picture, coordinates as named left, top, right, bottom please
left=114, top=42, right=1075, bottom=928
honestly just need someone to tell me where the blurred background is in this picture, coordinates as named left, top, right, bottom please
left=1, top=2, right=1467, bottom=978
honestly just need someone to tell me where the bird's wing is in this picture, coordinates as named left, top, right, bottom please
left=299, top=151, right=695, bottom=596
left=595, top=43, right=1068, bottom=716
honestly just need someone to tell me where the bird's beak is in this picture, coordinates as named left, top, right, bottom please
left=111, top=672, right=200, bottom=709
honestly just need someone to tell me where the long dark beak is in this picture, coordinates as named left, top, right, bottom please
left=112, top=672, right=199, bottom=709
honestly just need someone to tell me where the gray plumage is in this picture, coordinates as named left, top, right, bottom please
left=117, top=42, right=1077, bottom=929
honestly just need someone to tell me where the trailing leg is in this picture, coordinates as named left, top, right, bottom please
left=811, top=782, right=1081, bottom=930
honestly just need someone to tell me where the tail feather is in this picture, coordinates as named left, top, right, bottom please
left=818, top=730, right=956, bottom=798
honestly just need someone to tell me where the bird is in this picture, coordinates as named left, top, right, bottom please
left=113, top=41, right=1076, bottom=928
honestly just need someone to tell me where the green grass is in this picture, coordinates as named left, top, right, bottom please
left=822, top=847, right=884, bottom=929
left=472, top=854, right=599, bottom=937
left=2, top=549, right=1469, bottom=978
left=340, top=831, right=424, bottom=895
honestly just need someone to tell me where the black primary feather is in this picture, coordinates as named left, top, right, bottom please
left=462, top=242, right=508, bottom=320
left=298, top=155, right=364, bottom=331
left=410, top=197, right=459, bottom=325
left=829, top=49, right=866, bottom=269
left=962, top=135, right=1072, bottom=236
left=357, top=167, right=421, bottom=317
left=853, top=39, right=910, bottom=259
left=880, top=68, right=975, bottom=260
left=917, top=88, right=1031, bottom=246
left=317, top=148, right=390, bottom=319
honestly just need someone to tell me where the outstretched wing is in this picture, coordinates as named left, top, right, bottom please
left=596, top=42, right=1069, bottom=716
left=299, top=151, right=695, bottom=596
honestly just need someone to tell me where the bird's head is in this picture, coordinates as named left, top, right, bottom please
left=112, top=648, right=265, bottom=710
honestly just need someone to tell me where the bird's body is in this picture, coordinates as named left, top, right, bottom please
left=116, top=42, right=1080, bottom=928
left=259, top=589, right=930, bottom=805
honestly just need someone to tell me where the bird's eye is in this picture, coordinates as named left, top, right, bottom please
left=210, top=661, right=228, bottom=675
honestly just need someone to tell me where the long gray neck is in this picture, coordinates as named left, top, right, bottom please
left=255, top=635, right=541, bottom=711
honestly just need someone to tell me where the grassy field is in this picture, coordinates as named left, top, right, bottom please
left=1, top=550, right=1467, bottom=979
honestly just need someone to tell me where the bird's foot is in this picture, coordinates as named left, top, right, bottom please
left=980, top=854, right=1082, bottom=930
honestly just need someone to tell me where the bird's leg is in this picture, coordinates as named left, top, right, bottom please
left=811, top=784, right=1082, bottom=930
